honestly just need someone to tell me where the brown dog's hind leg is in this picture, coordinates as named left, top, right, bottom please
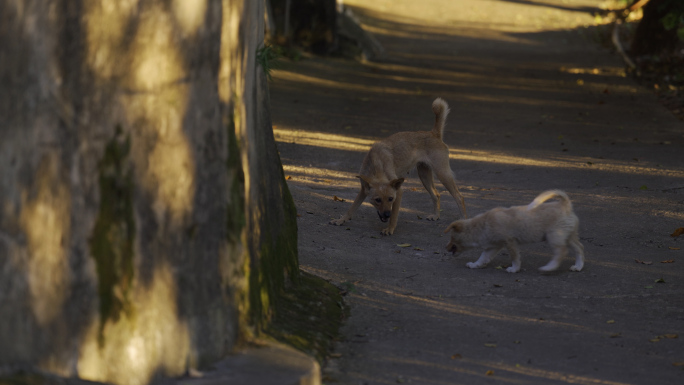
left=434, top=168, right=467, bottom=219
left=417, top=163, right=441, bottom=220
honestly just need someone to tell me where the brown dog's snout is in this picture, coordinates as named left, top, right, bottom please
left=446, top=241, right=458, bottom=254
left=377, top=210, right=391, bottom=222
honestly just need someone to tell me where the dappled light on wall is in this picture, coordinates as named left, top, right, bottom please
left=78, top=262, right=191, bottom=385
left=19, top=154, right=71, bottom=326
left=172, top=0, right=208, bottom=36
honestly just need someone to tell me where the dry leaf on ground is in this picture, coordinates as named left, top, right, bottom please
left=396, top=243, right=411, bottom=247
left=661, top=260, right=675, bottom=263
left=485, top=370, right=494, bottom=376
left=634, top=259, right=653, bottom=265
left=671, top=227, right=684, bottom=237
left=333, top=195, right=345, bottom=202
left=668, top=247, right=680, bottom=250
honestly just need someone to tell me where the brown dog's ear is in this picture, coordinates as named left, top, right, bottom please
left=356, top=175, right=372, bottom=193
left=444, top=221, right=463, bottom=233
left=390, top=177, right=405, bottom=190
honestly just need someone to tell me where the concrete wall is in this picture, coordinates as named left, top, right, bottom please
left=0, top=1, right=298, bottom=384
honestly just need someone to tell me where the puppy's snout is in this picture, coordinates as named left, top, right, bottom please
left=377, top=210, right=391, bottom=222
left=446, top=242, right=457, bottom=254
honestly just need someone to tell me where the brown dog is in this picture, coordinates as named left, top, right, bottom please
left=444, top=190, right=585, bottom=273
left=330, top=98, right=467, bottom=235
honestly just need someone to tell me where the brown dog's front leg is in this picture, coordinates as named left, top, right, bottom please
left=330, top=189, right=367, bottom=226
left=381, top=188, right=403, bottom=235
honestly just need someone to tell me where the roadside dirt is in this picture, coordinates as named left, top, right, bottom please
left=269, top=0, right=684, bottom=384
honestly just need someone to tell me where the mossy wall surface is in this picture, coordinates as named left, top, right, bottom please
left=0, top=1, right=301, bottom=384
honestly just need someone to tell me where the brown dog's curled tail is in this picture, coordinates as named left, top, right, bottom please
left=432, top=98, right=450, bottom=139
left=527, top=189, right=573, bottom=212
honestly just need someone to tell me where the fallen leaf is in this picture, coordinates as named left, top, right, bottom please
left=396, top=243, right=411, bottom=248
left=587, top=161, right=593, bottom=165
left=610, top=333, right=622, bottom=338
left=485, top=370, right=495, bottom=376
left=671, top=227, right=684, bottom=237
left=645, top=285, right=654, bottom=289
left=650, top=338, right=660, bottom=342
left=286, top=175, right=292, bottom=180
left=673, top=362, right=684, bottom=367
left=661, top=260, right=675, bottom=263
left=514, top=340, right=521, bottom=344
left=451, top=354, right=462, bottom=359
left=663, top=334, right=678, bottom=339
left=639, top=185, right=648, bottom=190
left=606, top=320, right=615, bottom=324
left=668, top=247, right=680, bottom=250
left=495, top=266, right=503, bottom=270
left=493, top=284, right=503, bottom=288
left=329, top=353, right=342, bottom=358
left=655, top=278, right=666, bottom=283
left=370, top=235, right=379, bottom=239
left=484, top=343, right=497, bottom=348
left=333, top=195, right=346, bottom=202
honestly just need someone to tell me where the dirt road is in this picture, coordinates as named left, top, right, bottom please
left=269, top=0, right=684, bottom=383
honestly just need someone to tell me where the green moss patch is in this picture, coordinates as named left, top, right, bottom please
left=264, top=271, right=349, bottom=364
left=89, top=126, right=135, bottom=341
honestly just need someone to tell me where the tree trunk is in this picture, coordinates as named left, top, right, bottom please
left=630, top=0, right=679, bottom=56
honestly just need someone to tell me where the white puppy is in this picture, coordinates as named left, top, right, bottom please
left=444, top=190, right=584, bottom=273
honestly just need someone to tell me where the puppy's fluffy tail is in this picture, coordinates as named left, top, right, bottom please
left=527, top=189, right=573, bottom=212
left=432, top=97, right=450, bottom=139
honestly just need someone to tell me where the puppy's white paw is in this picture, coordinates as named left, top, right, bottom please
left=570, top=264, right=583, bottom=272
left=538, top=263, right=559, bottom=272
left=506, top=266, right=520, bottom=273
left=466, top=262, right=485, bottom=269
left=381, top=227, right=394, bottom=236
left=426, top=214, right=439, bottom=221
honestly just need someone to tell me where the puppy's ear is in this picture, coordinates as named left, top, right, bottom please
left=356, top=175, right=372, bottom=193
left=444, top=221, right=463, bottom=234
left=390, top=177, right=405, bottom=190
